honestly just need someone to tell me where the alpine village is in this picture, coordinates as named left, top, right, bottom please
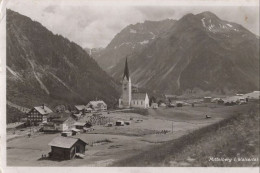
left=6, top=8, right=259, bottom=167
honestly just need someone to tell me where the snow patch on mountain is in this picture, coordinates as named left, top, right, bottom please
left=227, top=24, right=233, bottom=28
left=6, top=66, right=23, bottom=81
left=201, top=18, right=206, bottom=27
left=118, top=42, right=132, bottom=48
left=27, top=59, right=50, bottom=95
left=201, top=18, right=239, bottom=33
left=150, top=32, right=156, bottom=39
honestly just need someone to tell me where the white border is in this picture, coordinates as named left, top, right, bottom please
left=0, top=0, right=259, bottom=173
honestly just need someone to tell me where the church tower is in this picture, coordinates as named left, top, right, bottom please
left=119, top=58, right=132, bottom=108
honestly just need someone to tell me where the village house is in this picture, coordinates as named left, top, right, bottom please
left=43, top=113, right=75, bottom=132
left=74, top=122, right=86, bottom=130
left=151, top=102, right=158, bottom=109
left=48, top=136, right=87, bottom=160
left=27, top=104, right=53, bottom=125
left=203, top=97, right=212, bottom=103
left=86, top=100, right=107, bottom=112
left=74, top=105, right=92, bottom=114
left=52, top=116, right=75, bottom=132
left=118, top=58, right=150, bottom=109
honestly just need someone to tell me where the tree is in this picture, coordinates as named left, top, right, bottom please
left=149, top=96, right=157, bottom=106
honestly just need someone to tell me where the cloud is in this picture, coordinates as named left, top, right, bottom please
left=6, top=0, right=259, bottom=48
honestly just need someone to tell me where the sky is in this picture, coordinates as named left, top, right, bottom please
left=5, top=0, right=260, bottom=48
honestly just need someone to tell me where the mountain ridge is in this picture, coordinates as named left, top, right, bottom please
left=93, top=11, right=259, bottom=95
left=7, top=9, right=120, bottom=111
left=90, top=19, right=177, bottom=71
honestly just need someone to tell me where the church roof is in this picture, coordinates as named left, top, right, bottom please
left=123, top=58, right=130, bottom=80
left=132, top=93, right=147, bottom=100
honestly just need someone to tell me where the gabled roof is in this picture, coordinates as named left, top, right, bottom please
left=75, top=105, right=86, bottom=111
left=48, top=136, right=86, bottom=148
left=71, top=128, right=81, bottom=132
left=132, top=93, right=147, bottom=100
left=74, top=122, right=86, bottom=126
left=33, top=106, right=53, bottom=115
left=88, top=100, right=107, bottom=107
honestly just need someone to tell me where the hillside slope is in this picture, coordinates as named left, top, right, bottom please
left=113, top=103, right=259, bottom=166
left=6, top=9, right=119, bottom=110
left=107, top=12, right=259, bottom=95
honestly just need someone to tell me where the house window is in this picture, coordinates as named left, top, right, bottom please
left=141, top=101, right=143, bottom=105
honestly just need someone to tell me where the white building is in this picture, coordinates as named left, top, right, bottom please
left=131, top=93, right=149, bottom=108
left=119, top=58, right=149, bottom=109
left=87, top=100, right=107, bottom=111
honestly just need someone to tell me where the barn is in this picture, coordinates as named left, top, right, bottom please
left=48, top=136, right=87, bottom=160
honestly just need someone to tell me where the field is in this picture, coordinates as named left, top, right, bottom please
left=7, top=102, right=259, bottom=166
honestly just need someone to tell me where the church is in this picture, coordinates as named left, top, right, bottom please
left=118, top=58, right=149, bottom=109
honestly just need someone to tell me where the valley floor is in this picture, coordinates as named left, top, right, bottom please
left=6, top=102, right=259, bottom=166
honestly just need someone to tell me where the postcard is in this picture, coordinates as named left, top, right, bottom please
left=0, top=0, right=259, bottom=172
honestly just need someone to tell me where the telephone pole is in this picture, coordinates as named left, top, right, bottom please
left=172, top=121, right=173, bottom=133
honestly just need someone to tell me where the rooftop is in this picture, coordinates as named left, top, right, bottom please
left=75, top=105, right=86, bottom=111
left=88, top=100, right=107, bottom=107
left=34, top=105, right=53, bottom=115
left=74, top=122, right=86, bottom=126
left=132, top=93, right=147, bottom=100
left=48, top=136, right=86, bottom=148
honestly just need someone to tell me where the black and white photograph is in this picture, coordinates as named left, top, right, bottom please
left=0, top=0, right=259, bottom=171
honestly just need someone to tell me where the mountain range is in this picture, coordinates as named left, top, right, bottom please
left=86, top=19, right=176, bottom=71
left=89, top=11, right=259, bottom=95
left=6, top=9, right=260, bottom=116
left=7, top=9, right=119, bottom=112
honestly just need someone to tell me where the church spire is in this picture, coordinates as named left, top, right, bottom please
left=123, top=57, right=130, bottom=80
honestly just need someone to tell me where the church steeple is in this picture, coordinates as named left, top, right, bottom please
left=119, top=57, right=132, bottom=108
left=123, top=57, right=130, bottom=81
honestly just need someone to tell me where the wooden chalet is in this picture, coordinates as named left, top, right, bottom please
left=27, top=104, right=53, bottom=125
left=48, top=136, right=87, bottom=160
